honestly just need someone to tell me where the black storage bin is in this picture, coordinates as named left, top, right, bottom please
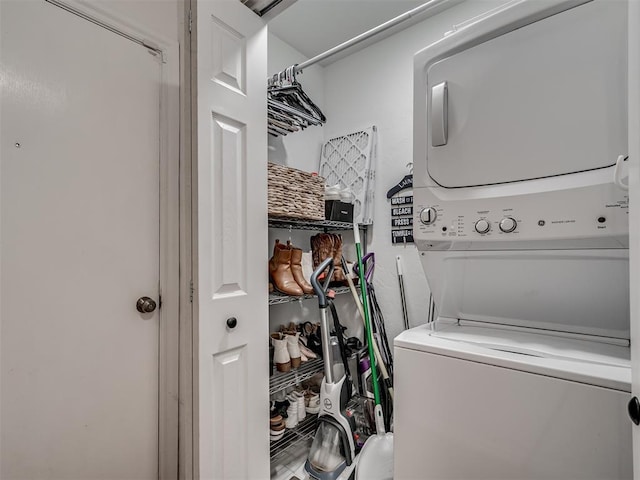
left=325, top=200, right=354, bottom=222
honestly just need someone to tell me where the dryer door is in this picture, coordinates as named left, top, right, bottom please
left=426, top=0, right=627, bottom=188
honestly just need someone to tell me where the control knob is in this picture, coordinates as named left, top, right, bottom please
left=499, top=217, right=517, bottom=233
left=474, top=219, right=491, bottom=234
left=419, top=207, right=437, bottom=225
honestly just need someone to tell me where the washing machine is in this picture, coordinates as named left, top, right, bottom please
left=396, top=0, right=634, bottom=478
left=395, top=321, right=632, bottom=479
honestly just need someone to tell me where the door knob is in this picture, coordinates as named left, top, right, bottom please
left=226, top=317, right=238, bottom=329
left=628, top=397, right=640, bottom=425
left=136, top=296, right=157, bottom=313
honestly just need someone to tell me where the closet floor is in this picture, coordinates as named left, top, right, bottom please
left=270, top=441, right=309, bottom=480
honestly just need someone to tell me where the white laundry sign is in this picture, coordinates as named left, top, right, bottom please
left=392, top=217, right=413, bottom=227
left=392, top=229, right=414, bottom=244
left=391, top=195, right=413, bottom=205
left=391, top=206, right=413, bottom=216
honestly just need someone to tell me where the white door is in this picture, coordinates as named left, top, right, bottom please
left=195, top=0, right=268, bottom=479
left=629, top=0, right=640, bottom=476
left=1, top=1, right=163, bottom=478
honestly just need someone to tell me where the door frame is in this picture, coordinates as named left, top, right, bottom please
left=38, top=1, right=183, bottom=478
left=629, top=0, right=640, bottom=476
left=180, top=1, right=195, bottom=478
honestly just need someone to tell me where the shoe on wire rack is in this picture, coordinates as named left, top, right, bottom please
left=305, top=391, right=320, bottom=414
left=269, top=239, right=303, bottom=296
left=270, top=419, right=286, bottom=441
left=285, top=331, right=302, bottom=368
left=271, top=333, right=291, bottom=372
left=285, top=393, right=299, bottom=428
left=295, top=392, right=306, bottom=421
left=299, top=341, right=317, bottom=360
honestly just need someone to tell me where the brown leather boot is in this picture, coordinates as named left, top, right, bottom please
left=331, top=234, right=345, bottom=282
left=311, top=234, right=335, bottom=271
left=269, top=240, right=303, bottom=296
left=290, top=247, right=314, bottom=294
left=310, top=234, right=322, bottom=271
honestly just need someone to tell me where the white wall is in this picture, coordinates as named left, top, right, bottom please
left=322, top=0, right=510, bottom=342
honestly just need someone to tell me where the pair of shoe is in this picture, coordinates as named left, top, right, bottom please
left=271, top=331, right=301, bottom=372
left=270, top=402, right=287, bottom=441
left=285, top=391, right=307, bottom=429
left=310, top=233, right=345, bottom=282
left=298, top=341, right=317, bottom=361
left=269, top=240, right=313, bottom=296
left=304, top=388, right=320, bottom=414
left=300, top=322, right=323, bottom=357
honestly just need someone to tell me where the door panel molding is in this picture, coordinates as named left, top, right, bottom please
left=210, top=15, right=247, bottom=95
left=210, top=112, right=248, bottom=299
left=211, top=346, right=249, bottom=479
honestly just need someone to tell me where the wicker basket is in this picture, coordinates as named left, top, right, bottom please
left=268, top=163, right=325, bottom=220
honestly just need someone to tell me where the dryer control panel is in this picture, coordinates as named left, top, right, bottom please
left=414, top=182, right=628, bottom=250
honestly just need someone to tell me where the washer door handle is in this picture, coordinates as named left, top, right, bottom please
left=431, top=81, right=448, bottom=147
left=628, top=396, right=640, bottom=425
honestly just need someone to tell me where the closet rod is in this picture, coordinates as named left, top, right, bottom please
left=294, top=0, right=456, bottom=74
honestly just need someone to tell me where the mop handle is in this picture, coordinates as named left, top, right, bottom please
left=344, top=272, right=394, bottom=401
left=354, top=224, right=381, bottom=406
left=396, top=255, right=410, bottom=330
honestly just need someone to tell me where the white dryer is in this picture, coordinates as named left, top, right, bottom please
left=396, top=0, right=633, bottom=478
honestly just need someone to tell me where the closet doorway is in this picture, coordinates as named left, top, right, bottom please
left=0, top=1, right=179, bottom=478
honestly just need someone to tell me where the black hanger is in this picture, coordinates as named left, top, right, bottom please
left=386, top=174, right=413, bottom=199
left=267, top=65, right=326, bottom=133
left=269, top=87, right=324, bottom=124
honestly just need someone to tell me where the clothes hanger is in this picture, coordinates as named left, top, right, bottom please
left=268, top=108, right=309, bottom=131
left=267, top=105, right=308, bottom=137
left=268, top=108, right=300, bottom=125
left=271, top=87, right=325, bottom=123
left=386, top=164, right=414, bottom=198
left=268, top=65, right=326, bottom=124
left=267, top=64, right=326, bottom=136
left=270, top=87, right=318, bottom=121
left=268, top=99, right=322, bottom=125
left=268, top=117, right=299, bottom=132
left=268, top=127, right=284, bottom=137
left=286, top=65, right=326, bottom=122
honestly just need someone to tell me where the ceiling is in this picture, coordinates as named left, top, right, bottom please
left=268, top=0, right=426, bottom=65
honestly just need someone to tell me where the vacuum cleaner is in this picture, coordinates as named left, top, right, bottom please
left=304, top=257, right=357, bottom=480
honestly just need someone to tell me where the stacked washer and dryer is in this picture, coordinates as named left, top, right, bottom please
left=395, top=0, right=634, bottom=478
